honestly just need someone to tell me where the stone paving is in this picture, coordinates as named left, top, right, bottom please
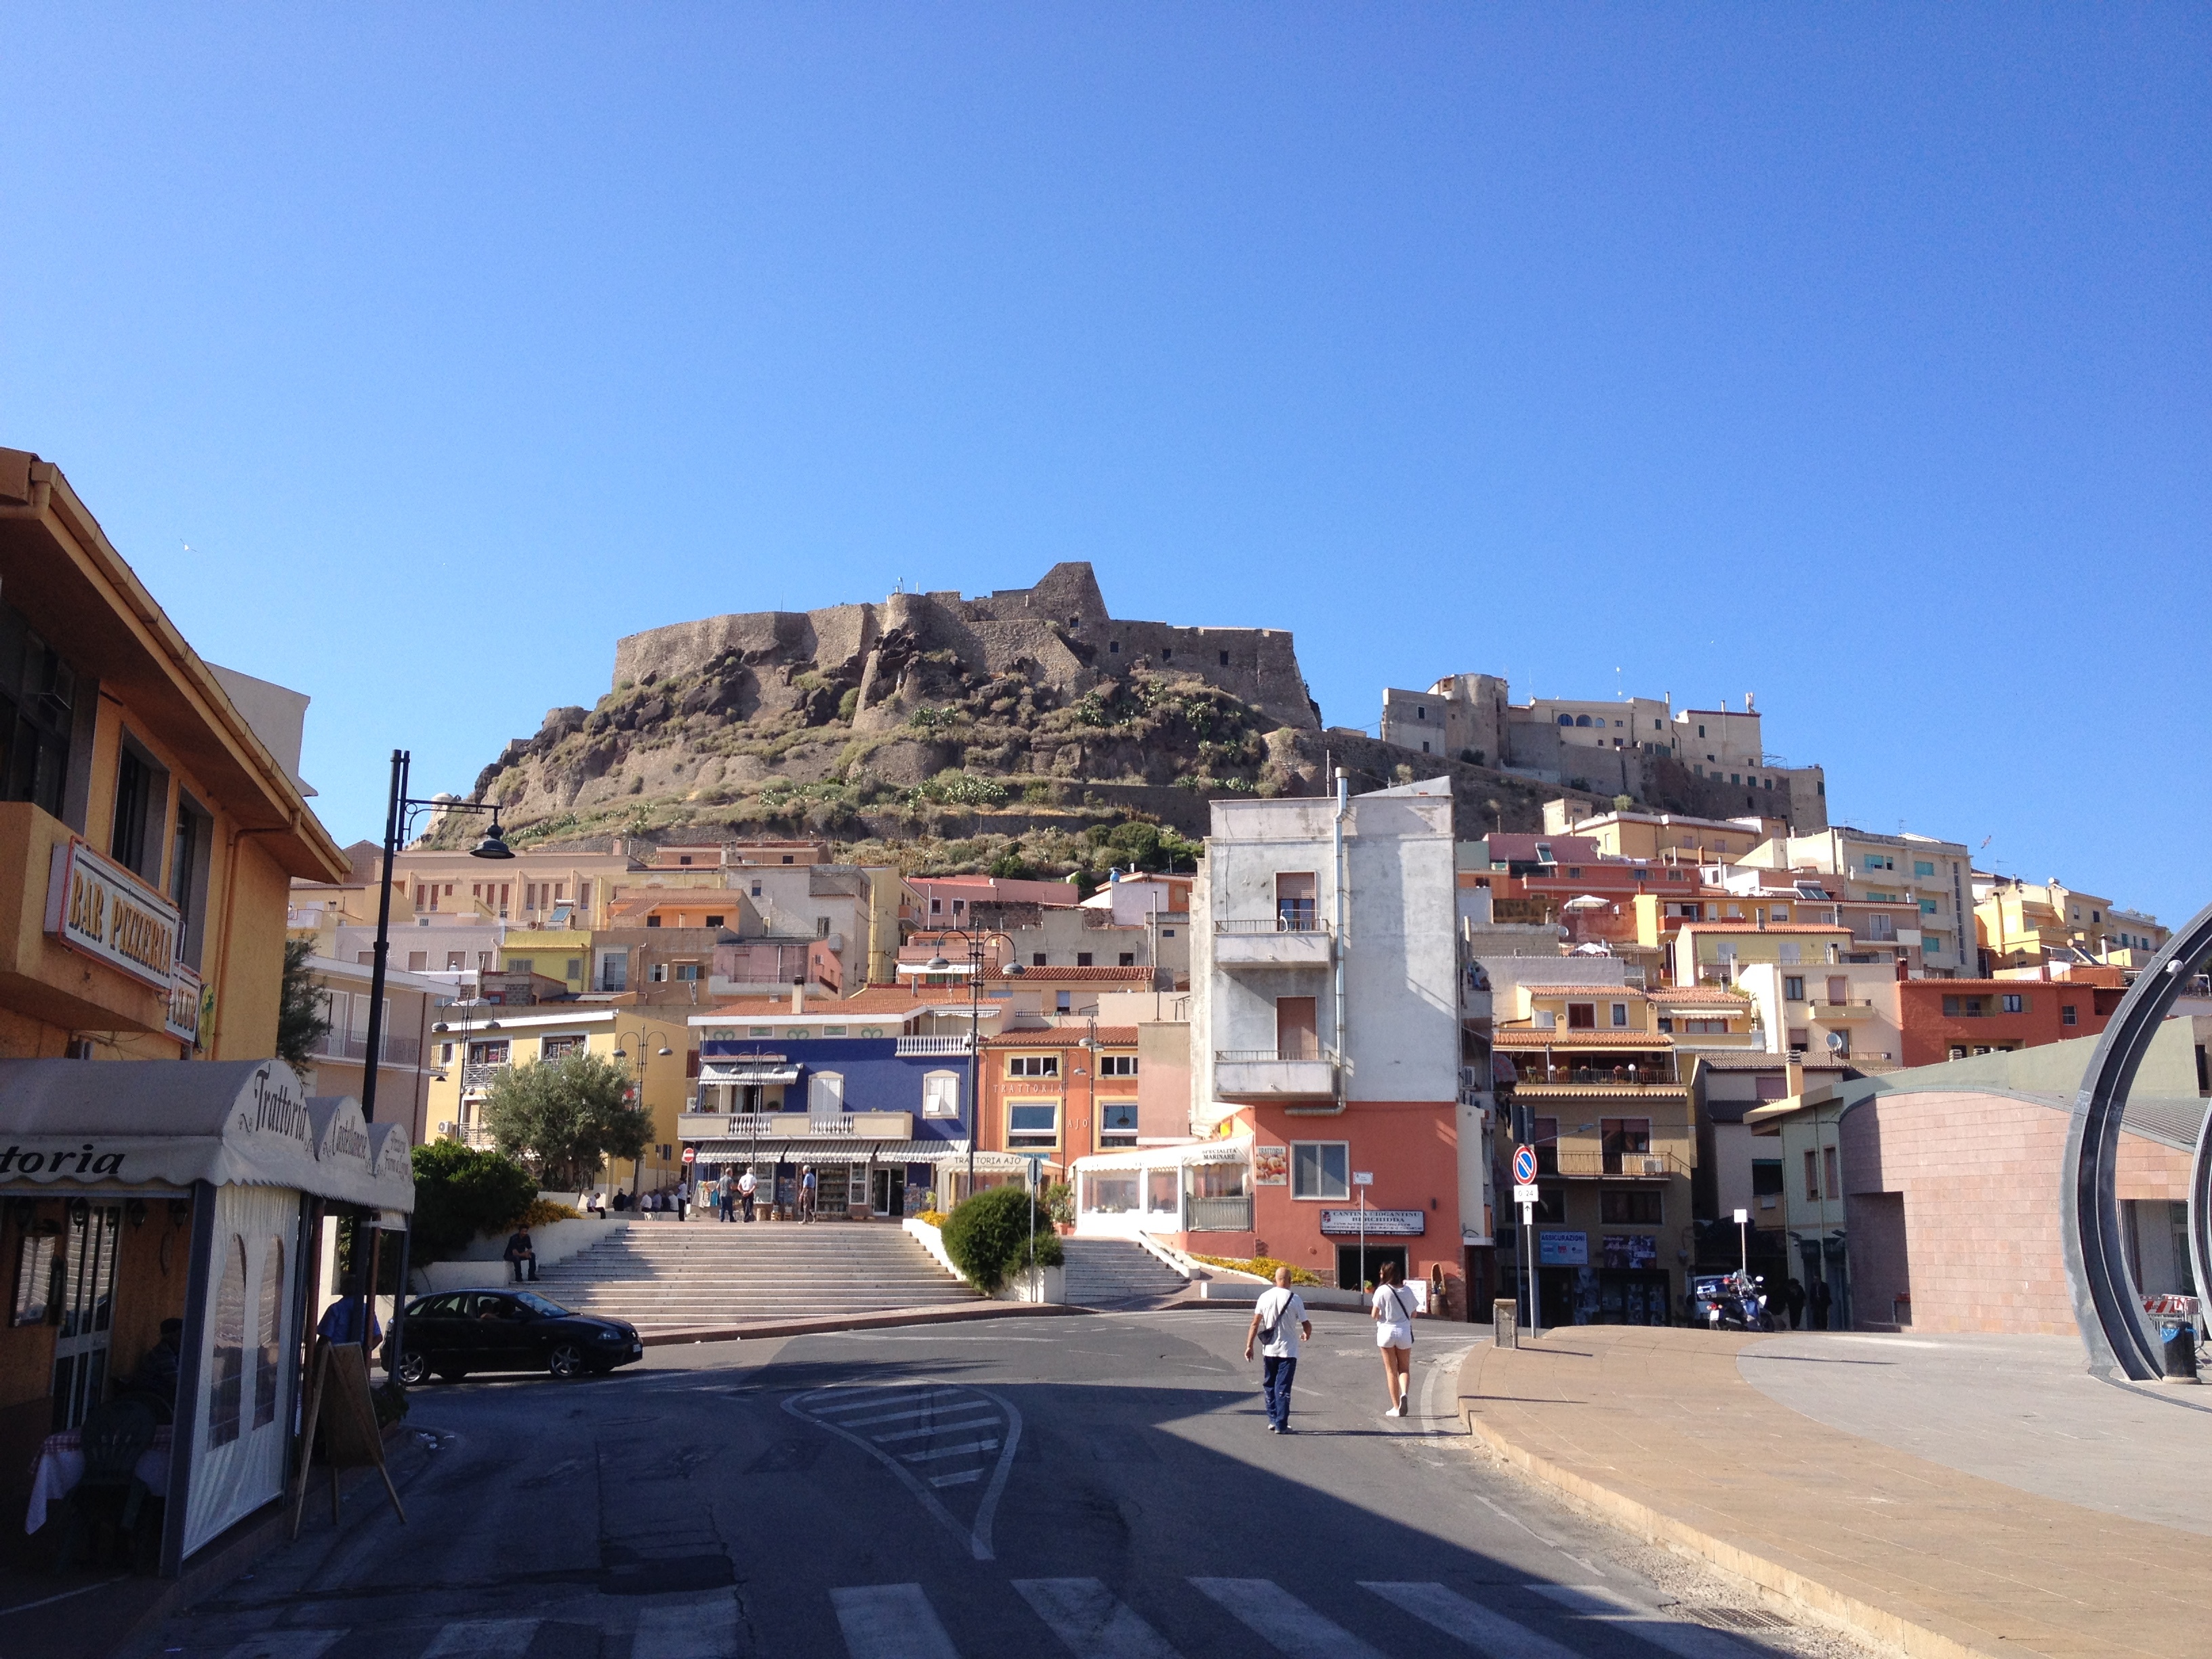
left=1458, top=1324, right=2211, bottom=1659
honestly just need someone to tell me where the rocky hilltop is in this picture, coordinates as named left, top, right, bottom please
left=453, top=563, right=1744, bottom=877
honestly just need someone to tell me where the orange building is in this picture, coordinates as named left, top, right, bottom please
left=978, top=1026, right=1141, bottom=1177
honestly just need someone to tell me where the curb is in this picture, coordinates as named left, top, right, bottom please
left=638, top=1300, right=1089, bottom=1346
left=1455, top=1403, right=2004, bottom=1659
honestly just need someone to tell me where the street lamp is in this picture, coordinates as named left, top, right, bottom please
left=614, top=1027, right=675, bottom=1199
left=920, top=930, right=1023, bottom=1204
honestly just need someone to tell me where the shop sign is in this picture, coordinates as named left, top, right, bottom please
left=1252, top=1145, right=1288, bottom=1185
left=1602, top=1233, right=1658, bottom=1269
left=165, top=962, right=204, bottom=1046
left=45, top=838, right=181, bottom=991
left=1538, top=1229, right=1588, bottom=1265
left=1320, top=1208, right=1424, bottom=1237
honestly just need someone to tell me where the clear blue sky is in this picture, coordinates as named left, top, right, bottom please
left=3, top=8, right=2205, bottom=922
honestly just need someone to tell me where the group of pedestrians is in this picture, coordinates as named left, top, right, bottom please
left=1781, top=1275, right=1834, bottom=1330
left=707, top=1165, right=820, bottom=1223
left=1242, top=1261, right=1424, bottom=1433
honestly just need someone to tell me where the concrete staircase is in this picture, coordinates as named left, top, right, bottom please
left=527, top=1221, right=979, bottom=1330
left=1060, top=1238, right=1190, bottom=1307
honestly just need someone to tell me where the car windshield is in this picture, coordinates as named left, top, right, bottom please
left=513, top=1290, right=572, bottom=1319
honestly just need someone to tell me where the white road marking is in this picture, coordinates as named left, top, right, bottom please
left=832, top=1400, right=986, bottom=1428
left=633, top=1589, right=743, bottom=1659
left=220, top=1635, right=345, bottom=1659
left=1528, top=1584, right=1765, bottom=1659
left=930, top=1468, right=985, bottom=1487
left=419, top=1618, right=540, bottom=1659
left=1015, top=1578, right=1185, bottom=1659
left=834, top=1584, right=962, bottom=1659
left=871, top=1415, right=1003, bottom=1444
left=1189, top=1578, right=1385, bottom=1659
left=787, top=1385, right=1025, bottom=1561
left=902, top=1438, right=1000, bottom=1462
left=1361, top=1582, right=1580, bottom=1659
left=810, top=1388, right=966, bottom=1418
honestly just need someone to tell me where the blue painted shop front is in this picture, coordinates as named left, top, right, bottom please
left=688, top=1037, right=979, bottom=1218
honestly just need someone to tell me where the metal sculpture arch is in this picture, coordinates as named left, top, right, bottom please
left=2061, top=898, right=2212, bottom=1379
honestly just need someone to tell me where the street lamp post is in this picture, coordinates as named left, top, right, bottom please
left=920, top=930, right=1023, bottom=1204
left=613, top=1028, right=675, bottom=1200
left=358, top=749, right=513, bottom=1377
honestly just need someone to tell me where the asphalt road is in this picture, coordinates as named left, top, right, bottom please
left=140, top=1309, right=1841, bottom=1659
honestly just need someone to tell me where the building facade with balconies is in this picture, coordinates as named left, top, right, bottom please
left=301, top=955, right=445, bottom=1148
left=1187, top=778, right=1464, bottom=1298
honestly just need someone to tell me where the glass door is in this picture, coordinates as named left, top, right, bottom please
left=869, top=1168, right=905, bottom=1218
left=52, top=1202, right=121, bottom=1430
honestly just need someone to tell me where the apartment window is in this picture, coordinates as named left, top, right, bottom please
left=1823, top=1146, right=1840, bottom=1200
left=1290, top=1141, right=1349, bottom=1200
left=781, top=855, right=794, bottom=865
left=509, top=958, right=533, bottom=977
left=1784, top=976, right=1805, bottom=1002
left=1275, top=996, right=1318, bottom=1058
left=542, top=1036, right=583, bottom=1060
left=447, top=951, right=465, bottom=971
left=1914, top=861, right=1936, bottom=877
left=1118, top=952, right=1135, bottom=967
left=1007, top=1101, right=1058, bottom=1148
left=1778, top=942, right=1801, bottom=964
left=1770, top=907, right=1788, bottom=922
left=407, top=951, right=428, bottom=971
left=2062, top=1004, right=2078, bottom=1026
left=1101, top=1102, right=1139, bottom=1145
left=1601, top=1189, right=1662, bottom=1224
left=1219, top=651, right=1230, bottom=667
left=1056, top=991, right=1072, bottom=1013
left=109, top=738, right=169, bottom=882
left=1610, top=1002, right=1629, bottom=1028
left=1532, top=1118, right=1559, bottom=1176
left=1275, top=872, right=1317, bottom=931
left=477, top=952, right=493, bottom=970
left=0, top=608, right=77, bottom=823
left=437, top=1042, right=454, bottom=1065
left=1099, top=1054, right=1137, bottom=1077
left=749, top=1026, right=773, bottom=1037
left=675, top=963, right=701, bottom=982
left=816, top=917, right=831, bottom=939
left=646, top=915, right=661, bottom=928
left=921, top=1071, right=961, bottom=1120
left=1076, top=952, right=1093, bottom=968
left=1599, top=1118, right=1650, bottom=1174
left=565, top=958, right=582, bottom=981
left=1031, top=953, right=1048, bottom=967
left=808, top=1071, right=845, bottom=1118
left=1755, top=1074, right=1788, bottom=1101
left=756, top=884, right=767, bottom=899
left=469, top=1040, right=510, bottom=1065
left=1566, top=1003, right=1595, bottom=1029
left=1804, top=1149, right=1821, bottom=1200
left=1920, top=899, right=1938, bottom=916
left=169, top=793, right=213, bottom=968
left=1007, top=1055, right=1060, bottom=1078
left=705, top=914, right=724, bottom=928
left=2001, top=994, right=2024, bottom=1014
left=598, top=951, right=628, bottom=991
left=648, top=963, right=668, bottom=983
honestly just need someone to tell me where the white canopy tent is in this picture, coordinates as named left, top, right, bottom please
left=0, top=1059, right=413, bottom=1571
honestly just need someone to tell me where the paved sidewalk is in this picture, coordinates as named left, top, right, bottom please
left=1458, top=1326, right=2208, bottom=1659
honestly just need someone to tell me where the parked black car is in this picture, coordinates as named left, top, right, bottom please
left=384, top=1288, right=642, bottom=1382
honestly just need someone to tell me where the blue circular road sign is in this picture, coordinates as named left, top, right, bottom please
left=1513, top=1144, right=1538, bottom=1185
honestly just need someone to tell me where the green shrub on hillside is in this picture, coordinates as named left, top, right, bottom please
left=940, top=1185, right=1064, bottom=1293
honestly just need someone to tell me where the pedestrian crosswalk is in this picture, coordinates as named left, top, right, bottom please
left=785, top=1382, right=1024, bottom=1561
left=207, top=1573, right=1785, bottom=1659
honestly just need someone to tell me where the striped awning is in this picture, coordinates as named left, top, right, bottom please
left=691, top=1137, right=975, bottom=1166
left=698, top=1063, right=801, bottom=1085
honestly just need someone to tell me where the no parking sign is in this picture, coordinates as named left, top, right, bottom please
left=1513, top=1144, right=1538, bottom=1185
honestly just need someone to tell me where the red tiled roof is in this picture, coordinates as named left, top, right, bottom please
left=984, top=1027, right=1139, bottom=1048
left=1515, top=985, right=1648, bottom=999
left=1692, top=1055, right=1851, bottom=1072
left=704, top=985, right=940, bottom=1016
left=1493, top=1029, right=1676, bottom=1048
left=994, top=965, right=1153, bottom=983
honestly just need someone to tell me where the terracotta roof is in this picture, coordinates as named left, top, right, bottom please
left=1493, top=1029, right=1676, bottom=1048
left=704, top=986, right=935, bottom=1016
left=1515, top=985, right=1648, bottom=999
left=994, top=965, right=1153, bottom=983
left=983, top=1027, right=1139, bottom=1048
left=1692, top=1055, right=1851, bottom=1072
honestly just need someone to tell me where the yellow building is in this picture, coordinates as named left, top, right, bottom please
left=427, top=1004, right=693, bottom=1195
left=1976, top=878, right=2168, bottom=972
left=499, top=929, right=594, bottom=996
left=1670, top=921, right=1851, bottom=989
left=1543, top=807, right=1787, bottom=867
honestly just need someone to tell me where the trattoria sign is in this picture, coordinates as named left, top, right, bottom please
left=44, top=839, right=181, bottom=992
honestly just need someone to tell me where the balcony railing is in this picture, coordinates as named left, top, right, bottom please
left=462, top=1062, right=508, bottom=1092
left=1509, top=1061, right=1681, bottom=1088
left=1187, top=1195, right=1253, bottom=1231
left=1551, top=1149, right=1692, bottom=1179
left=1214, top=917, right=1329, bottom=935
left=895, top=1034, right=975, bottom=1056
left=308, top=1031, right=424, bottom=1067
left=437, top=1122, right=497, bottom=1147
left=1807, top=1000, right=1876, bottom=1018
left=1217, top=1048, right=1327, bottom=1064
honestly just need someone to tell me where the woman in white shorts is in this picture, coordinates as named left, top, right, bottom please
left=1372, top=1260, right=1417, bottom=1416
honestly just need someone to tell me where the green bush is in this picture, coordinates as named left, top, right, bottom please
left=1040, top=1181, right=1074, bottom=1227
left=940, top=1185, right=1064, bottom=1294
left=408, top=1141, right=539, bottom=1259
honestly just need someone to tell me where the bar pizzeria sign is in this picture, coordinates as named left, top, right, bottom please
left=45, top=838, right=182, bottom=993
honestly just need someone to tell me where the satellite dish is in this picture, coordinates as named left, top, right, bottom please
left=1826, top=1031, right=1846, bottom=1052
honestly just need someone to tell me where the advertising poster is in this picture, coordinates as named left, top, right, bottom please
left=1252, top=1145, right=1288, bottom=1185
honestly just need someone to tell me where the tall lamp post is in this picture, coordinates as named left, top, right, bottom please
left=920, top=930, right=1023, bottom=1203
left=613, top=1027, right=676, bottom=1200
left=358, top=749, right=513, bottom=1372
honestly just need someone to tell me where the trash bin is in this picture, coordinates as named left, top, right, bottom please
left=2158, top=1319, right=2199, bottom=1381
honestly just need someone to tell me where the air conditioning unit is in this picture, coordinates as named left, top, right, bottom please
left=436, top=1121, right=453, bottom=1136
left=1637, top=1155, right=1666, bottom=1176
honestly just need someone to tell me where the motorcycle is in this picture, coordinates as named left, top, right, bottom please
left=1689, top=1271, right=1774, bottom=1332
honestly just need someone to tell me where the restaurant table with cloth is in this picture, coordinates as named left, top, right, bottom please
left=24, top=1427, right=173, bottom=1533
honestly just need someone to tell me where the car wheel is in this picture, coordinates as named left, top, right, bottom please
left=395, top=1352, right=428, bottom=1387
left=547, top=1343, right=588, bottom=1380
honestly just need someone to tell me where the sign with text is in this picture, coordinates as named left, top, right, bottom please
left=1537, top=1230, right=1588, bottom=1266
left=1252, top=1145, right=1288, bottom=1186
left=45, top=838, right=181, bottom=991
left=1321, top=1208, right=1423, bottom=1237
left=1513, top=1183, right=1540, bottom=1206
left=1351, top=1171, right=1374, bottom=1187
left=165, top=961, right=203, bottom=1046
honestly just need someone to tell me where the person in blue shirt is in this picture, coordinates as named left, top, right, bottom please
left=316, top=1277, right=382, bottom=1347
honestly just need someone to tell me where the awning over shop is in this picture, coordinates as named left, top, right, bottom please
left=0, top=1059, right=414, bottom=1212
left=1073, top=1135, right=1250, bottom=1174
left=691, top=1136, right=975, bottom=1166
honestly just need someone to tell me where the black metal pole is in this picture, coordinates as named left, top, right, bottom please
left=359, top=749, right=407, bottom=1124
left=966, top=933, right=981, bottom=1202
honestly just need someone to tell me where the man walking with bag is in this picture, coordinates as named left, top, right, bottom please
left=1242, top=1267, right=1312, bottom=1434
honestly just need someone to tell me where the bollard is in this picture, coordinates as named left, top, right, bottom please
left=2159, top=1319, right=2200, bottom=1381
left=1494, top=1297, right=1519, bottom=1350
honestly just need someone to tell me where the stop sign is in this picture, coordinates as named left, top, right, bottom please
left=682, top=1147, right=697, bottom=1164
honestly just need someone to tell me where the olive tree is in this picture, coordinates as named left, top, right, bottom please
left=479, top=1052, right=653, bottom=1191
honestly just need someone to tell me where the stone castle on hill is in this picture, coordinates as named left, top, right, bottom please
left=612, top=562, right=1320, bottom=735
